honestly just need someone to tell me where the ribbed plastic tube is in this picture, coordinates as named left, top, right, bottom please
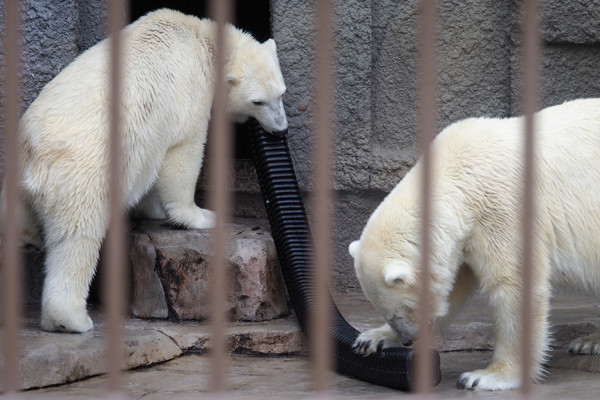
left=248, top=119, right=441, bottom=390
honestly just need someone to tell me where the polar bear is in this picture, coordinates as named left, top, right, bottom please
left=349, top=98, right=600, bottom=391
left=1, top=9, right=287, bottom=333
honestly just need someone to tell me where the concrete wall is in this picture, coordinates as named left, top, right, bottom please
left=2, top=1, right=600, bottom=293
left=272, top=0, right=600, bottom=292
left=0, top=0, right=106, bottom=113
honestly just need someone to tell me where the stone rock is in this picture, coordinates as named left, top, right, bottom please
left=153, top=317, right=307, bottom=356
left=129, top=219, right=289, bottom=322
left=129, top=233, right=169, bottom=319
left=0, top=305, right=303, bottom=391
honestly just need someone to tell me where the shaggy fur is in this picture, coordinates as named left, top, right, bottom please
left=1, top=9, right=287, bottom=333
left=350, top=98, right=600, bottom=390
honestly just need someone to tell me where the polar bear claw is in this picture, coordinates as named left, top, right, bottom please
left=353, top=324, right=403, bottom=355
left=569, top=332, right=600, bottom=355
left=457, top=369, right=520, bottom=391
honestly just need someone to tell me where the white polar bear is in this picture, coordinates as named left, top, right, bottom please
left=349, top=98, right=600, bottom=391
left=1, top=8, right=287, bottom=333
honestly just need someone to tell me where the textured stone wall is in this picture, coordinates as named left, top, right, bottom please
left=272, top=0, right=515, bottom=291
left=517, top=1, right=600, bottom=113
left=0, top=0, right=107, bottom=113
left=272, top=0, right=600, bottom=292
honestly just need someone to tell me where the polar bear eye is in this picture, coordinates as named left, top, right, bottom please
left=252, top=100, right=265, bottom=106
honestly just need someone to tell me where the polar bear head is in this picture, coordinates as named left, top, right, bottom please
left=349, top=230, right=452, bottom=346
left=226, top=37, right=288, bottom=135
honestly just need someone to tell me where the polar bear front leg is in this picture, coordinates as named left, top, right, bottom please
left=353, top=323, right=403, bottom=355
left=457, top=283, right=550, bottom=391
left=156, top=138, right=215, bottom=230
left=41, top=234, right=103, bottom=333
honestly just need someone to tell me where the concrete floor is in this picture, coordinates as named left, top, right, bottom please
left=5, top=292, right=600, bottom=399
left=25, top=351, right=600, bottom=399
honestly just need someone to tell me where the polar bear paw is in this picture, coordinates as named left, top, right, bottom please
left=41, top=299, right=94, bottom=333
left=187, top=207, right=216, bottom=230
left=457, top=368, right=520, bottom=391
left=353, top=324, right=403, bottom=355
left=168, top=206, right=216, bottom=230
left=568, top=331, right=600, bottom=354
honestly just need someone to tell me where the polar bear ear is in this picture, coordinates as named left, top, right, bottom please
left=263, top=39, right=277, bottom=55
left=348, top=241, right=360, bottom=259
left=383, top=261, right=414, bottom=287
left=226, top=73, right=239, bottom=86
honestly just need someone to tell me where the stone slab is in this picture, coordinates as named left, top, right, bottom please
left=0, top=307, right=183, bottom=391
left=0, top=305, right=305, bottom=391
left=155, top=317, right=306, bottom=356
left=129, top=219, right=289, bottom=322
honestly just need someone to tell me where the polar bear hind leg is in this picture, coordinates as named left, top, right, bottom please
left=41, top=237, right=98, bottom=332
left=41, top=221, right=105, bottom=332
left=37, top=169, right=108, bottom=333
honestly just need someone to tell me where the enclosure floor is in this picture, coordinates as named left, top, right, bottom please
left=26, top=351, right=600, bottom=399
left=14, top=292, right=600, bottom=398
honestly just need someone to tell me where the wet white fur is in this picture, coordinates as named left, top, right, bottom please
left=1, top=9, right=287, bottom=333
left=350, top=98, right=600, bottom=390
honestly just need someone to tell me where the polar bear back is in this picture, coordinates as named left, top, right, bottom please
left=432, top=98, right=600, bottom=289
left=360, top=98, right=600, bottom=292
left=19, top=9, right=216, bottom=210
left=535, top=99, right=600, bottom=288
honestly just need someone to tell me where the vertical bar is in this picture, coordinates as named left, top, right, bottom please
left=104, top=0, right=127, bottom=395
left=311, top=0, right=335, bottom=393
left=415, top=0, right=437, bottom=394
left=208, top=0, right=233, bottom=393
left=520, top=0, right=540, bottom=396
left=1, top=0, right=23, bottom=393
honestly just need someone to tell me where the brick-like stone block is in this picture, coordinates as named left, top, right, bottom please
left=130, top=219, right=289, bottom=322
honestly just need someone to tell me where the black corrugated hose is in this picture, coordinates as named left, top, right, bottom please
left=248, top=118, right=441, bottom=390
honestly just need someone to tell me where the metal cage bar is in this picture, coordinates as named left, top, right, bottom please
left=208, top=0, right=234, bottom=393
left=415, top=0, right=437, bottom=394
left=1, top=0, right=23, bottom=393
left=104, top=0, right=128, bottom=396
left=311, top=0, right=335, bottom=393
left=520, top=0, right=541, bottom=396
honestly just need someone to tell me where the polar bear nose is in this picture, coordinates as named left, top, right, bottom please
left=271, top=129, right=288, bottom=136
